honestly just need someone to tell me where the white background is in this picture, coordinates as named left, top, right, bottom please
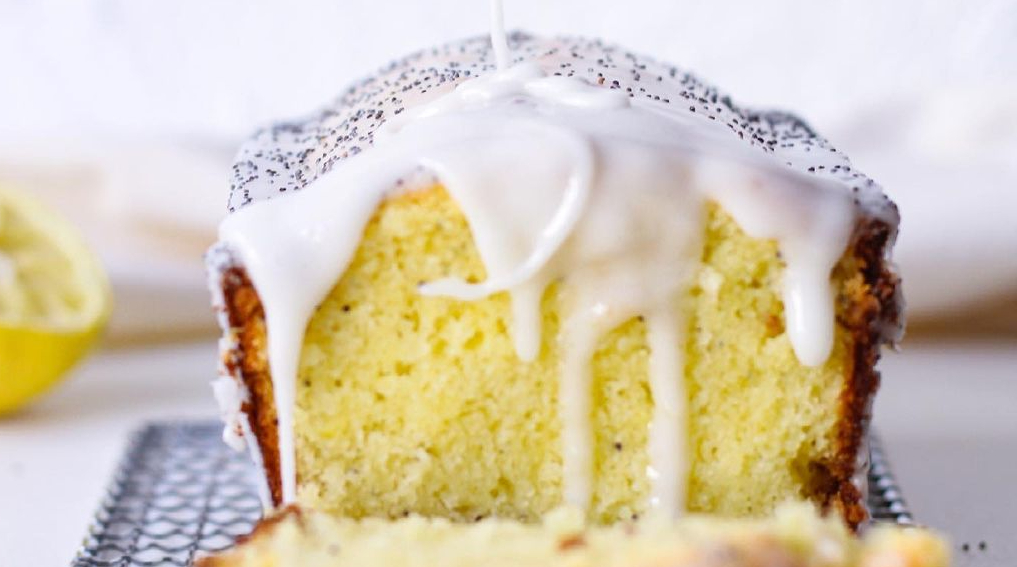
left=2, top=0, right=1016, bottom=334
left=2, top=0, right=1016, bottom=332
left=2, top=0, right=1015, bottom=139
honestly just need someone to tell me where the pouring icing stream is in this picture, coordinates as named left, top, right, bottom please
left=214, top=7, right=873, bottom=516
left=490, top=0, right=511, bottom=70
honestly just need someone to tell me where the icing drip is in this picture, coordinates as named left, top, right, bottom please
left=645, top=311, right=688, bottom=513
left=215, top=24, right=880, bottom=514
left=212, top=374, right=248, bottom=452
left=489, top=0, right=511, bottom=71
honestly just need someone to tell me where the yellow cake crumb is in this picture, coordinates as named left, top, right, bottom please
left=291, top=185, right=857, bottom=523
left=198, top=503, right=950, bottom=567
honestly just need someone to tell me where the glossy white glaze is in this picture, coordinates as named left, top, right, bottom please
left=211, top=374, right=247, bottom=452
left=489, top=0, right=510, bottom=71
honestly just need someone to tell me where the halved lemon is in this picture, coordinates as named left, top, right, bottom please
left=0, top=186, right=111, bottom=415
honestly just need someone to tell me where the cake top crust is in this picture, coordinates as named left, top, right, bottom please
left=226, top=32, right=895, bottom=225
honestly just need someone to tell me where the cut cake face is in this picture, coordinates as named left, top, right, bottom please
left=206, top=32, right=903, bottom=529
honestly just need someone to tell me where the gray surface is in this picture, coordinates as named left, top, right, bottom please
left=876, top=340, right=1017, bottom=567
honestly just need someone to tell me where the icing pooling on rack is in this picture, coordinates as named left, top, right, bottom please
left=213, top=26, right=897, bottom=514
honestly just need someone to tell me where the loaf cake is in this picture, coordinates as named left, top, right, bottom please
left=205, top=31, right=903, bottom=532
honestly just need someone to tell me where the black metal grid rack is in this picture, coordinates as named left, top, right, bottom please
left=70, top=422, right=262, bottom=567
left=868, top=435, right=914, bottom=525
left=71, top=421, right=914, bottom=567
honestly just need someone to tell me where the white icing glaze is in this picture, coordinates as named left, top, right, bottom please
left=212, top=374, right=248, bottom=451
left=645, top=311, right=688, bottom=513
left=212, top=19, right=898, bottom=516
left=489, top=0, right=510, bottom=71
left=239, top=412, right=274, bottom=512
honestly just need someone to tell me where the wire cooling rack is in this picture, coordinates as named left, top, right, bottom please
left=71, top=422, right=263, bottom=567
left=71, top=421, right=913, bottom=567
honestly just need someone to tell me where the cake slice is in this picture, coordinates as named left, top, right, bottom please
left=198, top=504, right=945, bottom=567
left=206, top=32, right=902, bottom=529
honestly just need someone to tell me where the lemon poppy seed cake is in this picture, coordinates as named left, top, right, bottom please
left=205, top=29, right=903, bottom=537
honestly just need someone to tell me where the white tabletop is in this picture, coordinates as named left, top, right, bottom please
left=0, top=338, right=1014, bottom=566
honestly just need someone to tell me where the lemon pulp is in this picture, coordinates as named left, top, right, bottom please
left=0, top=187, right=110, bottom=415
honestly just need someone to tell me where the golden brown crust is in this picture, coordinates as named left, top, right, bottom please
left=825, top=216, right=902, bottom=529
left=213, top=213, right=900, bottom=530
left=195, top=506, right=304, bottom=567
left=221, top=267, right=283, bottom=505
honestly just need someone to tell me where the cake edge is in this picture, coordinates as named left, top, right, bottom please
left=195, top=502, right=947, bottom=567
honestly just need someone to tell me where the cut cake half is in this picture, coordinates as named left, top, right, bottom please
left=206, top=33, right=903, bottom=530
